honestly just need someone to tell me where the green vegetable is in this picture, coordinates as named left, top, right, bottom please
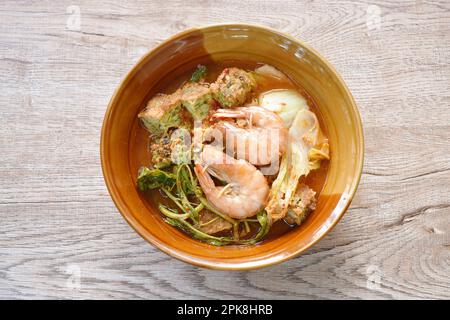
left=176, top=164, right=199, bottom=196
left=162, top=205, right=269, bottom=246
left=137, top=167, right=176, bottom=191
left=190, top=65, right=207, bottom=82
left=159, top=204, right=191, bottom=220
left=158, top=104, right=182, bottom=134
left=249, top=211, right=270, bottom=243
left=183, top=92, right=211, bottom=120
left=198, top=196, right=236, bottom=225
left=175, top=164, right=200, bottom=223
left=137, top=163, right=271, bottom=246
left=180, top=82, right=212, bottom=120
left=215, top=91, right=230, bottom=108
left=164, top=214, right=233, bottom=246
left=140, top=102, right=182, bottom=137
left=265, top=109, right=321, bottom=223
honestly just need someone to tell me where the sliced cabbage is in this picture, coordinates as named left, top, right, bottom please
left=308, top=141, right=330, bottom=170
left=259, top=89, right=308, bottom=127
left=265, top=109, right=327, bottom=223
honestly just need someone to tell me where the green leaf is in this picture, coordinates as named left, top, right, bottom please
left=138, top=163, right=273, bottom=246
left=181, top=81, right=212, bottom=120
left=163, top=214, right=232, bottom=246
left=159, top=104, right=182, bottom=133
left=137, top=167, right=176, bottom=191
left=183, top=94, right=211, bottom=120
left=190, top=65, right=207, bottom=82
left=139, top=97, right=183, bottom=137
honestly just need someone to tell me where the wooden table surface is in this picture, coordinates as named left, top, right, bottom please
left=1, top=0, right=449, bottom=300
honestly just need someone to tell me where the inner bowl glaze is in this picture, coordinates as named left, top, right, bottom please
left=101, top=24, right=364, bottom=270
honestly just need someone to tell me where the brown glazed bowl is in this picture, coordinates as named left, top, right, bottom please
left=101, top=24, right=364, bottom=270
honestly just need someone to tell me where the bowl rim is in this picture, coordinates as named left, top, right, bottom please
left=100, top=23, right=364, bottom=271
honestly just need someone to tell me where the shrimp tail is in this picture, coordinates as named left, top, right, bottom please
left=194, top=164, right=215, bottom=194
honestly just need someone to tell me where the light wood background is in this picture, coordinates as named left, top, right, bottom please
left=0, top=0, right=449, bottom=300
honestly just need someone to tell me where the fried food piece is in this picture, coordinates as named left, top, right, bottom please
left=139, top=81, right=213, bottom=135
left=180, top=82, right=212, bottom=120
left=198, top=210, right=232, bottom=235
left=211, top=68, right=256, bottom=108
left=149, top=131, right=194, bottom=168
left=149, top=136, right=173, bottom=168
left=138, top=93, right=183, bottom=136
left=284, top=184, right=317, bottom=225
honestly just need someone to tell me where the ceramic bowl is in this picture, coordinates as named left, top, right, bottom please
left=101, top=24, right=364, bottom=270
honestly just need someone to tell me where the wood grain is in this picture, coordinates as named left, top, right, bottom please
left=0, top=0, right=449, bottom=299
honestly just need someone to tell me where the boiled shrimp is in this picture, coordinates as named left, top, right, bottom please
left=194, top=145, right=269, bottom=219
left=212, top=106, right=288, bottom=166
